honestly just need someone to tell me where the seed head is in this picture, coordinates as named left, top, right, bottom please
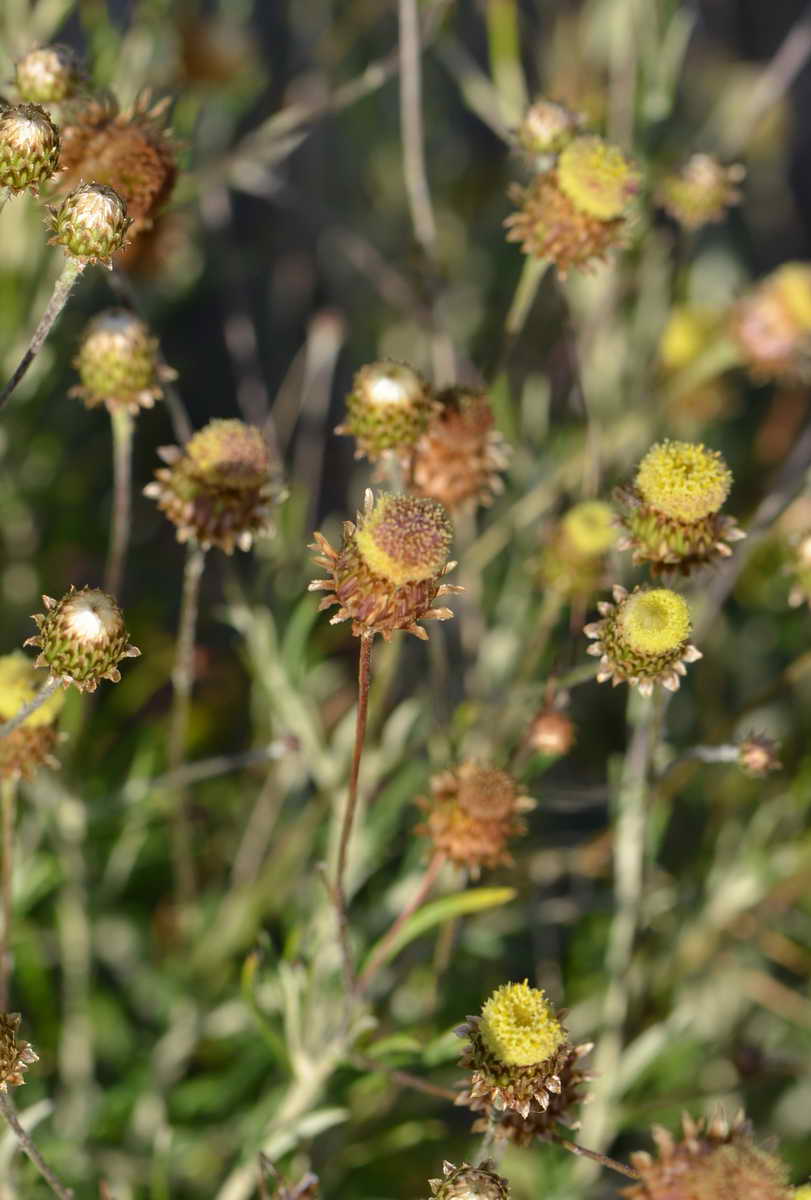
left=0, top=102, right=60, bottom=193
left=24, top=587, right=140, bottom=692
left=336, top=360, right=433, bottom=461
left=72, top=308, right=170, bottom=411
left=415, top=761, right=533, bottom=876
left=309, top=490, right=460, bottom=641
left=557, top=135, right=639, bottom=220
left=0, top=1013, right=39, bottom=1091
left=636, top=441, right=731, bottom=523
left=426, top=1159, right=511, bottom=1200
left=731, top=263, right=811, bottom=381
left=15, top=45, right=84, bottom=104
left=738, top=733, right=782, bottom=777
left=48, top=182, right=132, bottom=265
left=517, top=98, right=580, bottom=158
left=585, top=585, right=701, bottom=695
left=144, top=420, right=279, bottom=553
left=0, top=652, right=64, bottom=780
left=411, top=388, right=510, bottom=513
left=657, top=154, right=744, bottom=230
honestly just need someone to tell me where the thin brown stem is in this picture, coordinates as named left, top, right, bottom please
left=0, top=1091, right=74, bottom=1199
left=104, top=405, right=134, bottom=599
left=545, top=1132, right=639, bottom=1180
left=334, top=633, right=374, bottom=989
left=167, top=543, right=206, bottom=906
left=349, top=1053, right=457, bottom=1101
left=0, top=257, right=85, bottom=411
left=0, top=678, right=61, bottom=741
left=356, top=850, right=445, bottom=992
left=0, top=778, right=16, bottom=1009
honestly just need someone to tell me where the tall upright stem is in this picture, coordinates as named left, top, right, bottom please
left=0, top=258, right=85, bottom=411
left=167, top=543, right=206, bottom=906
left=0, top=1092, right=74, bottom=1199
left=105, top=406, right=134, bottom=598
left=0, top=778, right=17, bottom=1009
left=334, top=634, right=373, bottom=989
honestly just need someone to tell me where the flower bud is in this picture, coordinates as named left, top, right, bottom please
left=426, top=1160, right=511, bottom=1200
left=15, top=45, right=84, bottom=104
left=0, top=102, right=60, bottom=193
left=0, top=1013, right=38, bottom=1091
left=48, top=182, right=132, bottom=264
left=585, top=585, right=701, bottom=695
left=738, top=733, right=782, bottom=777
left=336, top=360, right=433, bottom=461
left=24, top=587, right=140, bottom=692
left=657, top=154, right=744, bottom=230
left=0, top=652, right=63, bottom=780
left=517, top=98, right=580, bottom=158
left=72, top=308, right=168, bottom=411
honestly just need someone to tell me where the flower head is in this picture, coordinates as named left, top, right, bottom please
left=48, top=182, right=132, bottom=265
left=426, top=1159, right=511, bottom=1200
left=24, top=587, right=140, bottom=692
left=336, top=360, right=433, bottom=461
left=15, top=45, right=85, bottom=104
left=557, top=135, right=639, bottom=220
left=657, top=154, right=744, bottom=230
left=528, top=708, right=575, bottom=757
left=0, top=1013, right=39, bottom=1091
left=731, top=263, right=811, bottom=382
left=480, top=981, right=565, bottom=1067
left=562, top=500, right=616, bottom=557
left=309, top=490, right=460, bottom=641
left=71, top=308, right=172, bottom=412
left=0, top=102, right=60, bottom=193
left=738, top=733, right=782, bottom=777
left=410, top=387, right=509, bottom=513
left=537, top=501, right=615, bottom=600
left=505, top=170, right=629, bottom=277
left=517, top=98, right=581, bottom=158
left=0, top=652, right=64, bottom=780
left=585, top=585, right=701, bottom=695
left=635, top=441, right=731, bottom=523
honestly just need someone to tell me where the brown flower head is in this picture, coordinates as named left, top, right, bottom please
left=15, top=45, right=85, bottom=105
left=585, top=585, right=702, bottom=696
left=657, top=154, right=744, bottom=230
left=144, top=419, right=280, bottom=553
left=410, top=387, right=510, bottom=513
left=309, top=490, right=460, bottom=641
left=24, top=587, right=140, bottom=693
left=0, top=1013, right=39, bottom=1091
left=425, top=1159, right=511, bottom=1200
left=57, top=91, right=177, bottom=237
left=415, top=761, right=533, bottom=876
left=0, top=102, right=60, bottom=194
left=527, top=708, right=575, bottom=758
left=48, top=181, right=132, bottom=265
left=738, top=733, right=782, bottom=777
left=731, top=263, right=811, bottom=382
left=336, top=360, right=433, bottom=461
left=71, top=308, right=173, bottom=412
left=624, top=1112, right=791, bottom=1200
left=0, top=651, right=64, bottom=780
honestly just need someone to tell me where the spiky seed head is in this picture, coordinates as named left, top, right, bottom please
left=24, top=587, right=140, bottom=692
left=0, top=652, right=64, bottom=781
left=411, top=388, right=510, bottom=513
left=0, top=1013, right=38, bottom=1091
left=657, top=154, right=744, bottom=230
left=48, top=182, right=132, bottom=264
left=338, top=360, right=433, bottom=460
left=185, top=419, right=272, bottom=490
left=738, top=734, right=782, bottom=777
left=636, top=441, right=732, bottom=523
left=15, top=45, right=84, bottom=104
left=354, top=493, right=452, bottom=586
left=479, top=981, right=565, bottom=1067
left=426, top=1159, right=511, bottom=1199
left=0, top=102, right=60, bottom=193
left=72, top=308, right=167, bottom=411
left=517, top=98, right=580, bottom=157
left=505, top=170, right=628, bottom=277
left=528, top=709, right=575, bottom=757
left=585, top=586, right=700, bottom=694
left=557, top=134, right=639, bottom=220
left=620, top=589, right=691, bottom=657
left=561, top=500, right=616, bottom=557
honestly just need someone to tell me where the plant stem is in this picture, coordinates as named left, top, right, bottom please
left=0, top=778, right=17, bottom=1010
left=167, top=543, right=206, bottom=907
left=334, top=633, right=373, bottom=990
left=104, top=405, right=134, bottom=598
left=546, top=1133, right=639, bottom=1180
left=356, top=850, right=445, bottom=992
left=0, top=1091, right=74, bottom=1199
left=0, top=257, right=85, bottom=411
left=0, top=678, right=61, bottom=741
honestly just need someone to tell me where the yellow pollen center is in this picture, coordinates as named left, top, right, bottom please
left=620, top=589, right=691, bottom=656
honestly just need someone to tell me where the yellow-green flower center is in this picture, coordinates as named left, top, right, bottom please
left=562, top=500, right=616, bottom=556
left=620, top=589, right=690, bottom=656
left=355, top=493, right=452, bottom=586
left=635, top=440, right=731, bottom=522
left=479, top=980, right=564, bottom=1067
left=557, top=135, right=638, bottom=220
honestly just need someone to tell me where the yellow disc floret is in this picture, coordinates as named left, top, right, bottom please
left=557, top=135, right=639, bottom=220
left=0, top=652, right=64, bottom=728
left=479, top=981, right=565, bottom=1067
left=562, top=500, right=616, bottom=557
left=636, top=440, right=732, bottom=523
left=620, top=589, right=690, bottom=657
left=355, top=494, right=452, bottom=586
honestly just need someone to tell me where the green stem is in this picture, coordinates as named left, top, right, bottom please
left=167, top=543, right=206, bottom=907
left=485, top=0, right=527, bottom=124
left=104, top=405, right=134, bottom=598
left=0, top=1091, right=74, bottom=1199
left=0, top=678, right=61, bottom=740
left=0, top=778, right=17, bottom=1009
left=356, top=850, right=445, bottom=993
left=0, top=257, right=85, bottom=410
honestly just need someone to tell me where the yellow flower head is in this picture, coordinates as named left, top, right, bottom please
left=479, top=981, right=565, bottom=1067
left=620, top=589, right=691, bottom=657
left=659, top=306, right=718, bottom=373
left=636, top=440, right=732, bottom=523
left=557, top=135, right=639, bottom=220
left=355, top=493, right=452, bottom=586
left=0, top=652, right=64, bottom=728
left=562, top=500, right=616, bottom=557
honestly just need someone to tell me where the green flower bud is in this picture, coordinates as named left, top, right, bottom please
left=15, top=45, right=84, bottom=104
left=0, top=102, right=60, bottom=193
left=336, top=360, right=433, bottom=460
left=72, top=308, right=168, bottom=411
left=426, top=1160, right=511, bottom=1200
left=48, top=182, right=132, bottom=265
left=24, top=587, right=140, bottom=692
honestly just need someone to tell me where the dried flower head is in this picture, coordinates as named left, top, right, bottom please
left=309, top=490, right=460, bottom=640
left=410, top=387, right=509, bottom=513
left=336, top=360, right=433, bottom=461
left=145, top=419, right=279, bottom=553
left=48, top=181, right=132, bottom=265
left=0, top=102, right=60, bottom=193
left=15, top=45, right=84, bottom=104
left=468, top=1040, right=593, bottom=1146
left=738, top=733, right=782, bottom=777
left=625, top=1112, right=791, bottom=1200
left=0, top=651, right=64, bottom=780
left=425, top=1159, right=511, bottom=1200
left=731, top=263, right=811, bottom=382
left=0, top=1013, right=39, bottom=1091
left=57, top=92, right=177, bottom=236
left=616, top=441, right=743, bottom=575
left=456, top=982, right=573, bottom=1119
left=415, top=761, right=533, bottom=876
left=585, top=585, right=701, bottom=695
left=657, top=154, right=744, bottom=230
left=517, top=98, right=581, bottom=158
left=71, top=308, right=172, bottom=412
left=24, top=587, right=140, bottom=692
left=557, top=135, right=639, bottom=221
left=787, top=530, right=811, bottom=607
left=528, top=708, right=575, bottom=757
